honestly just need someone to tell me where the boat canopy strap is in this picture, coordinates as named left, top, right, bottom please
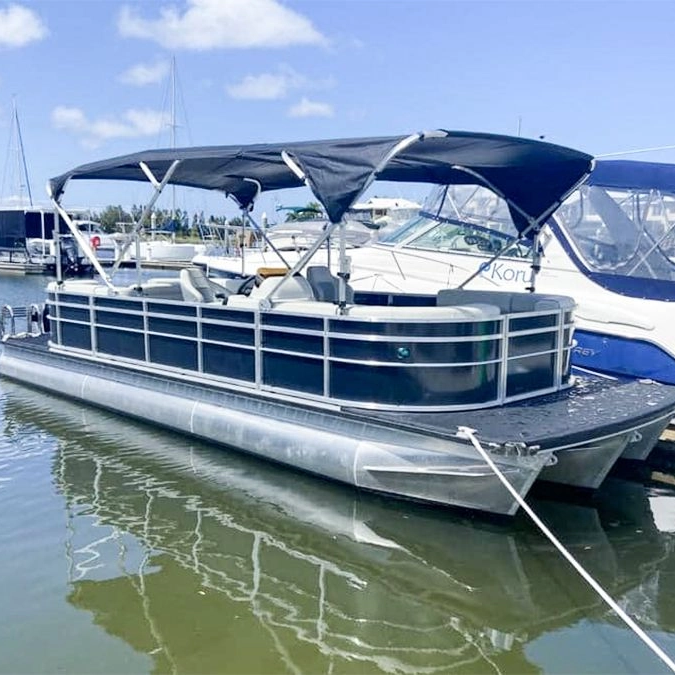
left=47, top=129, right=593, bottom=235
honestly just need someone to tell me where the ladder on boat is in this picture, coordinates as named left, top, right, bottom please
left=0, top=304, right=44, bottom=340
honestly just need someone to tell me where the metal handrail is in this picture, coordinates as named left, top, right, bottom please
left=1, top=304, right=43, bottom=340
left=47, top=291, right=573, bottom=412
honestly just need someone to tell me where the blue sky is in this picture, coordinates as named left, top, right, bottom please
left=1, top=0, right=675, bottom=221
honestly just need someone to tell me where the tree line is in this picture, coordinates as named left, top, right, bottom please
left=94, top=201, right=325, bottom=235
left=94, top=205, right=236, bottom=236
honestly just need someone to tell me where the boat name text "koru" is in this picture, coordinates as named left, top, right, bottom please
left=478, top=262, right=529, bottom=284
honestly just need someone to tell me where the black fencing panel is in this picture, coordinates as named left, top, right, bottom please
left=149, top=335, right=198, bottom=370
left=61, top=323, right=91, bottom=351
left=263, top=352, right=323, bottom=395
left=97, top=327, right=145, bottom=360
left=203, top=344, right=255, bottom=382
left=330, top=362, right=499, bottom=406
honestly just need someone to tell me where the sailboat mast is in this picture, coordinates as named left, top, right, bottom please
left=2, top=98, right=33, bottom=207
left=170, top=55, right=176, bottom=218
left=13, top=99, right=32, bottom=206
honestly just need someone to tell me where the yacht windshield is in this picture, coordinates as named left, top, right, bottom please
left=380, top=185, right=532, bottom=259
left=555, top=185, right=675, bottom=281
left=379, top=213, right=433, bottom=244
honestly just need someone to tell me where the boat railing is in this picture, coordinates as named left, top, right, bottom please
left=45, top=288, right=574, bottom=412
left=1, top=304, right=44, bottom=341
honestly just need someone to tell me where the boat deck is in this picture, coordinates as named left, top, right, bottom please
left=0, top=261, right=47, bottom=274
left=346, top=376, right=675, bottom=451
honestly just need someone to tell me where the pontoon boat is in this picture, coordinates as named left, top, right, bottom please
left=2, top=132, right=674, bottom=515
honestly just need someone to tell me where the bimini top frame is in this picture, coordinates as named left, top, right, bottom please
left=49, top=130, right=593, bottom=230
left=46, top=129, right=593, bottom=290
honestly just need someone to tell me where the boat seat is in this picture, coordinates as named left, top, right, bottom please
left=131, top=278, right=184, bottom=300
left=227, top=275, right=316, bottom=308
left=346, top=303, right=501, bottom=321
left=273, top=300, right=341, bottom=316
left=179, top=267, right=229, bottom=303
left=250, top=275, right=316, bottom=303
left=436, top=289, right=575, bottom=314
left=307, top=265, right=354, bottom=303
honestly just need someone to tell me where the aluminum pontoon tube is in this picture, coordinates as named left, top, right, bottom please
left=0, top=342, right=551, bottom=517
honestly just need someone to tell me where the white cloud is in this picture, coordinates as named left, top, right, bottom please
left=227, top=66, right=306, bottom=100
left=288, top=97, right=334, bottom=119
left=51, top=107, right=88, bottom=132
left=118, top=60, right=170, bottom=86
left=227, top=66, right=335, bottom=101
left=117, top=0, right=326, bottom=50
left=51, top=106, right=169, bottom=148
left=0, top=4, right=48, bottom=48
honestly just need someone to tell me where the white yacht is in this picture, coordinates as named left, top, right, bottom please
left=348, top=196, right=421, bottom=230
left=72, top=219, right=117, bottom=264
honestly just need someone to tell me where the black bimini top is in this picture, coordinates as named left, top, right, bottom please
left=48, top=130, right=593, bottom=234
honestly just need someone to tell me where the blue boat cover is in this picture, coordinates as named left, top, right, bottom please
left=589, top=160, right=675, bottom=192
left=48, top=130, right=592, bottom=232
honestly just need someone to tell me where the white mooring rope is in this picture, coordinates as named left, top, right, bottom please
left=457, top=426, right=675, bottom=673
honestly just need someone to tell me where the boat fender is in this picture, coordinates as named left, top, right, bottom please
left=90, top=235, right=101, bottom=250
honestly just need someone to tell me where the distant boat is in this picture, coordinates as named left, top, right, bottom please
left=0, top=206, right=91, bottom=276
left=192, top=208, right=392, bottom=276
left=117, top=217, right=207, bottom=264
left=0, top=101, right=91, bottom=275
left=348, top=196, right=421, bottom=231
left=126, top=230, right=207, bottom=263
left=72, top=219, right=117, bottom=264
left=117, top=58, right=206, bottom=266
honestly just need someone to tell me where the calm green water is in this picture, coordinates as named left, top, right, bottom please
left=2, top=275, right=675, bottom=674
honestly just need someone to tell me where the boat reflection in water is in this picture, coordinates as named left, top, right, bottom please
left=3, top=381, right=674, bottom=674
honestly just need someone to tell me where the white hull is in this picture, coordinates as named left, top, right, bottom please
left=129, top=240, right=206, bottom=262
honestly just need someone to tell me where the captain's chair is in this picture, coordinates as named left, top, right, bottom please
left=179, top=267, right=228, bottom=303
left=307, top=266, right=354, bottom=303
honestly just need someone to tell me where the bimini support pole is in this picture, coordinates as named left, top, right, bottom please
left=53, top=206, right=63, bottom=285
left=451, top=165, right=545, bottom=292
left=526, top=231, right=543, bottom=293
left=241, top=178, right=292, bottom=270
left=248, top=151, right=344, bottom=303
left=276, top=132, right=442, bottom=310
left=110, top=159, right=181, bottom=278
left=455, top=161, right=594, bottom=292
left=457, top=426, right=675, bottom=675
left=50, top=197, right=114, bottom=290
